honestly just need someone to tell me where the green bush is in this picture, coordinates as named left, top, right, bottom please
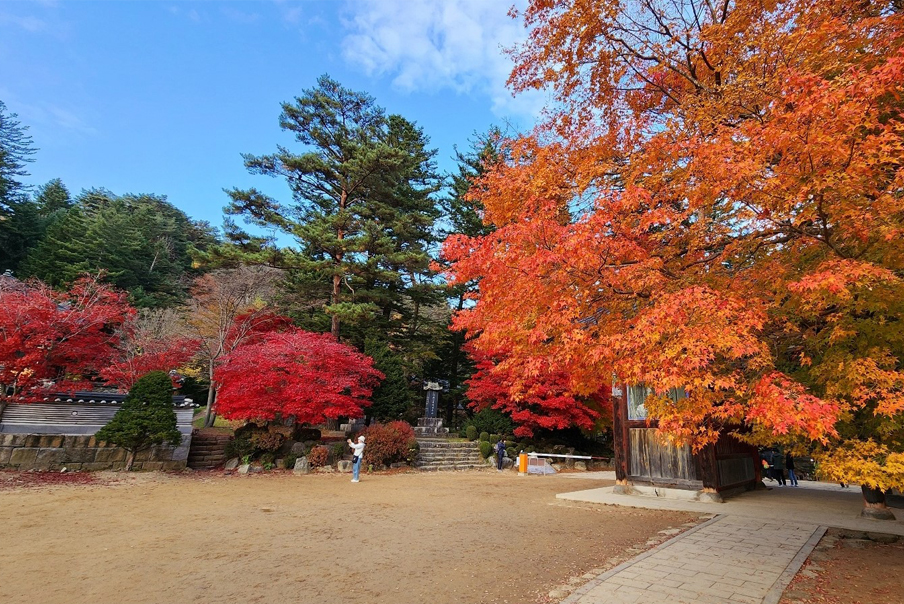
left=225, top=436, right=254, bottom=461
left=284, top=453, right=298, bottom=469
left=478, top=440, right=493, bottom=459
left=331, top=442, right=346, bottom=461
left=479, top=431, right=490, bottom=442
left=95, top=371, right=181, bottom=471
left=490, top=433, right=500, bottom=444
left=506, top=447, right=518, bottom=459
left=469, top=407, right=515, bottom=436
left=260, top=452, right=275, bottom=469
left=406, top=439, right=420, bottom=464
left=466, top=425, right=478, bottom=441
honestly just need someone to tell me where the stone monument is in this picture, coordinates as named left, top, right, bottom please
left=414, top=381, right=449, bottom=437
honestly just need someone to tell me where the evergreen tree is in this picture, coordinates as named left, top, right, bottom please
left=95, top=371, right=182, bottom=471
left=226, top=75, right=445, bottom=371
left=428, top=128, right=506, bottom=424
left=0, top=100, right=35, bottom=211
left=0, top=100, right=37, bottom=272
left=21, top=189, right=217, bottom=306
left=364, top=336, right=415, bottom=421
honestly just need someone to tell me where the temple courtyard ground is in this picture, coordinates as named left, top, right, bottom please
left=0, top=470, right=698, bottom=604
left=2, top=470, right=901, bottom=604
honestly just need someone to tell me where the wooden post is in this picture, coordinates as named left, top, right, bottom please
left=698, top=442, right=719, bottom=490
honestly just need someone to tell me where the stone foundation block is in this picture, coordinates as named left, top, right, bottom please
left=38, top=435, right=65, bottom=448
left=35, top=448, right=66, bottom=467
left=63, top=448, right=97, bottom=464
left=9, top=448, right=39, bottom=466
left=95, top=448, right=127, bottom=463
left=0, top=447, right=12, bottom=464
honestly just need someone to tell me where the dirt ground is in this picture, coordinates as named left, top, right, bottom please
left=781, top=532, right=904, bottom=604
left=0, top=470, right=698, bottom=604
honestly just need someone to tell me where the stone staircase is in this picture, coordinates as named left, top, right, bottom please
left=187, top=431, right=232, bottom=470
left=414, top=437, right=487, bottom=471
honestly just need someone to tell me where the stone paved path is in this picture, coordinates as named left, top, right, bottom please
left=560, top=515, right=826, bottom=604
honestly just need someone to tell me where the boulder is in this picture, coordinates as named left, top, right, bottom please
left=249, top=464, right=264, bottom=474
left=237, top=464, right=251, bottom=475
left=290, top=442, right=307, bottom=456
left=224, top=458, right=240, bottom=471
left=316, top=465, right=335, bottom=473
left=337, top=460, right=353, bottom=473
left=502, top=457, right=514, bottom=469
left=866, top=532, right=899, bottom=544
left=293, top=457, right=310, bottom=475
left=574, top=461, right=587, bottom=471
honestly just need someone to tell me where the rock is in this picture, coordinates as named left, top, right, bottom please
left=548, top=588, right=572, bottom=600
left=290, top=442, right=307, bottom=456
left=502, top=457, right=514, bottom=469
left=658, top=528, right=682, bottom=536
left=249, top=464, right=263, bottom=474
left=866, top=532, right=899, bottom=544
left=293, top=457, right=310, bottom=475
left=224, top=458, right=240, bottom=470
left=566, top=576, right=584, bottom=585
left=835, top=529, right=869, bottom=540
left=574, top=461, right=587, bottom=471
left=316, top=466, right=335, bottom=473
left=860, top=507, right=897, bottom=521
left=237, top=464, right=251, bottom=475
left=275, top=458, right=284, bottom=469
left=59, top=467, right=68, bottom=473
left=338, top=460, right=353, bottom=473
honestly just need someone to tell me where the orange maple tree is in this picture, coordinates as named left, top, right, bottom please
left=443, top=1, right=904, bottom=492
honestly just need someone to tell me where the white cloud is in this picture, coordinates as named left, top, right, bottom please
left=340, top=0, right=545, bottom=119
left=0, top=12, right=48, bottom=33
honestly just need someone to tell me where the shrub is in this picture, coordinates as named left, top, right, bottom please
left=260, top=452, right=275, bottom=469
left=406, top=439, right=420, bottom=464
left=479, top=431, right=490, bottom=443
left=469, top=407, right=515, bottom=436
left=95, top=371, right=181, bottom=471
left=331, top=442, right=346, bottom=462
left=478, top=440, right=493, bottom=459
left=250, top=430, right=285, bottom=453
left=506, top=447, right=518, bottom=459
left=308, top=445, right=329, bottom=468
left=361, top=420, right=416, bottom=467
left=490, top=433, right=500, bottom=444
left=466, top=425, right=478, bottom=441
left=225, top=436, right=254, bottom=461
left=284, top=453, right=298, bottom=469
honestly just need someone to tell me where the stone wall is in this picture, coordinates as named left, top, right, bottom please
left=0, top=433, right=190, bottom=471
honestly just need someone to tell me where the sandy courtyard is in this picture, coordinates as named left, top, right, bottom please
left=0, top=470, right=698, bottom=604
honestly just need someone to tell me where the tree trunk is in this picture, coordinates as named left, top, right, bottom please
left=125, top=449, right=136, bottom=471
left=331, top=273, right=341, bottom=340
left=203, top=366, right=217, bottom=428
left=860, top=485, right=896, bottom=520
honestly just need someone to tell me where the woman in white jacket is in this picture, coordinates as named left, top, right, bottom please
left=348, top=435, right=365, bottom=482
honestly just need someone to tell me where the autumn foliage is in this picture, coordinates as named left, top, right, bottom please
left=214, top=328, right=383, bottom=423
left=0, top=274, right=132, bottom=395
left=358, top=420, right=417, bottom=467
left=443, top=1, right=904, bottom=488
left=465, top=347, right=607, bottom=437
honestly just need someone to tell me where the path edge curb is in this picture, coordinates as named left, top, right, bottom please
left=762, top=524, right=828, bottom=604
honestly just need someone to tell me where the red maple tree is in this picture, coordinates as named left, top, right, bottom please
left=0, top=274, right=132, bottom=397
left=466, top=346, right=608, bottom=437
left=214, top=328, right=383, bottom=424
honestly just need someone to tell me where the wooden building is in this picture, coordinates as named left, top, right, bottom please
left=611, top=384, right=761, bottom=500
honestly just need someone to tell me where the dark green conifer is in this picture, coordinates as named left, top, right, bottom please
left=95, top=371, right=182, bottom=470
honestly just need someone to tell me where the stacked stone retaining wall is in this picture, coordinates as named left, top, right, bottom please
left=0, top=433, right=190, bottom=471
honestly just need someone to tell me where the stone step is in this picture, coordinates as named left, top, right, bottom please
left=416, top=463, right=488, bottom=471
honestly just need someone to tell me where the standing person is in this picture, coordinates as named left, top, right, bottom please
left=347, top=435, right=365, bottom=483
left=762, top=448, right=776, bottom=482
left=772, top=448, right=787, bottom=486
left=786, top=452, right=798, bottom=487
left=494, top=438, right=505, bottom=471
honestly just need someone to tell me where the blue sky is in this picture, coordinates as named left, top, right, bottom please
left=0, top=0, right=543, bottom=230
